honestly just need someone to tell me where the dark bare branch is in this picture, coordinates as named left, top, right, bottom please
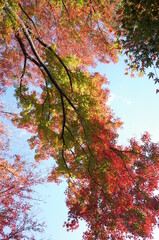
left=19, top=3, right=41, bottom=39
left=61, top=0, right=70, bottom=16
left=65, top=125, right=88, bottom=156
left=60, top=92, right=66, bottom=140
left=35, top=37, right=73, bottom=92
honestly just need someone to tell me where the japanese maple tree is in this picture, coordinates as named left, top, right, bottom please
left=64, top=123, right=159, bottom=239
left=118, top=0, right=159, bottom=84
left=0, top=1, right=159, bottom=240
left=0, top=122, right=44, bottom=239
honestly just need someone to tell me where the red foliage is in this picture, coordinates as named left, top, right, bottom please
left=64, top=122, right=159, bottom=239
left=0, top=123, right=44, bottom=239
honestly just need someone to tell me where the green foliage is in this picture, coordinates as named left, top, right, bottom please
left=119, top=0, right=159, bottom=83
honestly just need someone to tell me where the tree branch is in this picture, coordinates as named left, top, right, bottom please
left=60, top=92, right=66, bottom=140
left=19, top=3, right=41, bottom=39
left=35, top=37, right=73, bottom=92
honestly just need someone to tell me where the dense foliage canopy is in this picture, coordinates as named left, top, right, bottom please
left=0, top=0, right=159, bottom=239
left=119, top=0, right=159, bottom=83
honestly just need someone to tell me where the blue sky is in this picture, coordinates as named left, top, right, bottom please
left=97, top=58, right=159, bottom=144
left=3, top=57, right=159, bottom=239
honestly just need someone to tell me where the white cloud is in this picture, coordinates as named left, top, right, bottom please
left=107, top=93, right=116, bottom=105
left=107, top=93, right=132, bottom=106
left=126, top=100, right=132, bottom=105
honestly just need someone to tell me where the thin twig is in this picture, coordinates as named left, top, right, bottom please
left=60, top=93, right=66, bottom=139
left=19, top=3, right=41, bottom=39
